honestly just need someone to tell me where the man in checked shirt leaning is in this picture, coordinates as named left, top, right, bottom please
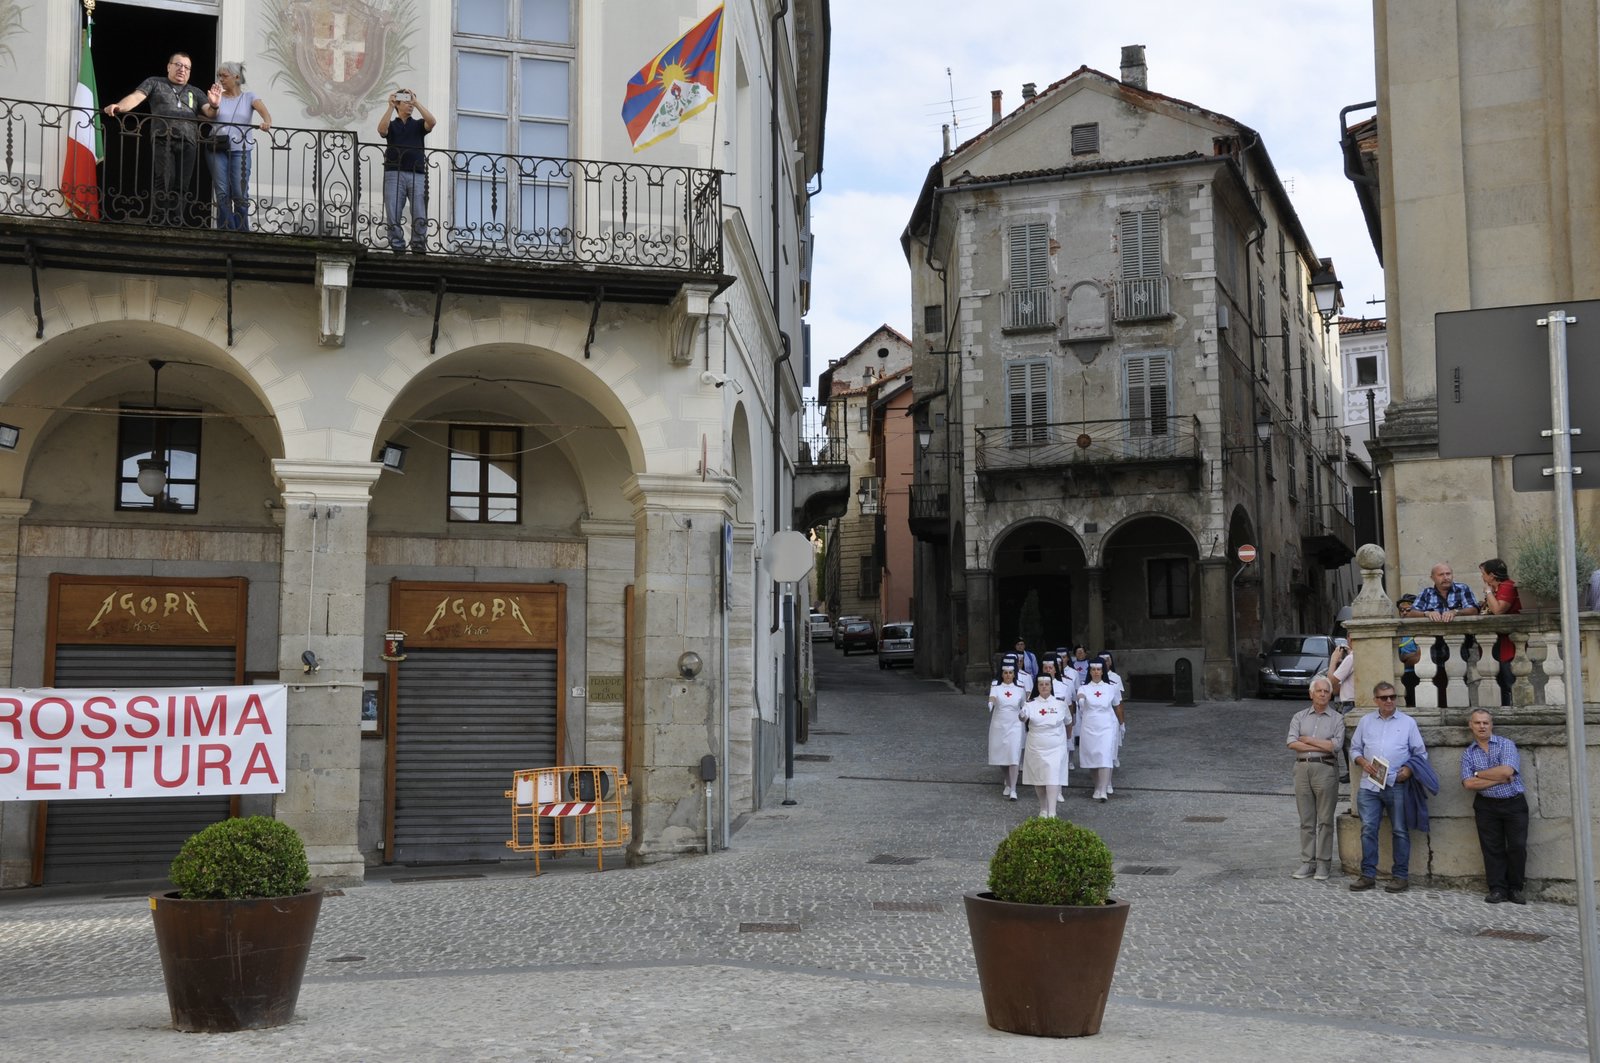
left=1461, top=709, right=1529, bottom=904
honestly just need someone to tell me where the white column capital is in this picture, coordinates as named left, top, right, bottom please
left=272, top=460, right=383, bottom=504
left=0, top=498, right=33, bottom=520
left=622, top=474, right=740, bottom=516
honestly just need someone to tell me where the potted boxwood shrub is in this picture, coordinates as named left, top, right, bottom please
left=963, top=816, right=1129, bottom=1037
left=149, top=815, right=323, bottom=1032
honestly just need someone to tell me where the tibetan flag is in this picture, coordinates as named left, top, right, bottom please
left=622, top=6, right=723, bottom=152
left=61, top=26, right=103, bottom=221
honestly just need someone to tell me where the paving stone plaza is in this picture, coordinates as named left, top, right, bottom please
left=0, top=650, right=1592, bottom=1060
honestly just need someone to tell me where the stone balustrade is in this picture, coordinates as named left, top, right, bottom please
left=1336, top=564, right=1600, bottom=900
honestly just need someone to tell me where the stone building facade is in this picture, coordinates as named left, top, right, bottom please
left=0, top=0, right=829, bottom=887
left=905, top=48, right=1353, bottom=697
left=818, top=326, right=911, bottom=628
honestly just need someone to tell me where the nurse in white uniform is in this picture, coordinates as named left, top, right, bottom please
left=986, top=662, right=1028, bottom=799
left=1076, top=659, right=1125, bottom=802
left=1021, top=673, right=1072, bottom=817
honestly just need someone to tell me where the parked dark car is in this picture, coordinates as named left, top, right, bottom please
left=877, top=622, right=914, bottom=669
left=833, top=615, right=865, bottom=650
left=1258, top=634, right=1332, bottom=698
left=839, top=620, right=876, bottom=655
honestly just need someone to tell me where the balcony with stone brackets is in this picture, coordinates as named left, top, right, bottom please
left=974, top=414, right=1202, bottom=496
left=0, top=96, right=728, bottom=348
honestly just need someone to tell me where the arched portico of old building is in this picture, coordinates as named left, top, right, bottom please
left=0, top=270, right=757, bottom=884
left=1095, top=513, right=1203, bottom=701
left=978, top=519, right=1087, bottom=677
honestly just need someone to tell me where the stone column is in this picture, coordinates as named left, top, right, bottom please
left=1198, top=558, right=1233, bottom=698
left=0, top=498, right=31, bottom=888
left=580, top=519, right=636, bottom=771
left=1085, top=566, right=1106, bottom=653
left=964, top=568, right=993, bottom=687
left=623, top=474, right=738, bottom=863
left=272, top=460, right=381, bottom=884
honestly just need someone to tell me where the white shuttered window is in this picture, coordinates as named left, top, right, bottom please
left=1124, top=352, right=1171, bottom=438
left=1118, top=209, right=1162, bottom=278
left=1008, top=222, right=1050, bottom=288
left=1006, top=360, right=1050, bottom=445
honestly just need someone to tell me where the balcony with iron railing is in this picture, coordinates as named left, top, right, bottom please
left=1112, top=275, right=1171, bottom=322
left=0, top=97, right=724, bottom=308
left=908, top=481, right=950, bottom=542
left=1301, top=499, right=1357, bottom=566
left=1001, top=284, right=1054, bottom=331
left=796, top=395, right=850, bottom=529
left=975, top=415, right=1202, bottom=477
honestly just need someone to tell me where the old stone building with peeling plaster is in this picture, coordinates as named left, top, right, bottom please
left=906, top=47, right=1355, bottom=698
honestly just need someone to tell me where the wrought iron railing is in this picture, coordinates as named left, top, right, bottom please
left=1001, top=284, right=1053, bottom=330
left=798, top=396, right=847, bottom=466
left=1112, top=275, right=1170, bottom=321
left=1304, top=500, right=1356, bottom=545
left=0, top=97, right=722, bottom=272
left=975, top=415, right=1201, bottom=471
left=909, top=482, right=949, bottom=522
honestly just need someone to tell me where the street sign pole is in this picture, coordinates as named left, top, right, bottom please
left=1539, top=308, right=1600, bottom=1063
left=1232, top=545, right=1256, bottom=697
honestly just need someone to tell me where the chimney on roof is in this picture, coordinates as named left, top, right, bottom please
left=991, top=89, right=1003, bottom=126
left=1120, top=44, right=1147, bottom=90
left=1022, top=82, right=1037, bottom=101
left=942, top=123, right=951, bottom=157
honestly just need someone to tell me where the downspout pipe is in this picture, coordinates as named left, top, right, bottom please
left=770, top=0, right=791, bottom=635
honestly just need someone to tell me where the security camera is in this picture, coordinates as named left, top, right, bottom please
left=698, top=371, right=744, bottom=394
left=301, top=649, right=321, bottom=674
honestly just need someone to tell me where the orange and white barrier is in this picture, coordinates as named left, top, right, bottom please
left=505, top=765, right=630, bottom=874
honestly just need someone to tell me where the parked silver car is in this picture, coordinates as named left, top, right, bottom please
left=877, top=622, right=914, bottom=669
left=808, top=612, right=832, bottom=641
left=1258, top=634, right=1332, bottom=698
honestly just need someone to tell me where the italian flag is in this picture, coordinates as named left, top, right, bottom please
left=60, top=26, right=101, bottom=221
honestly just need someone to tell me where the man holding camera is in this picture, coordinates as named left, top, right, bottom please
left=377, top=89, right=437, bottom=253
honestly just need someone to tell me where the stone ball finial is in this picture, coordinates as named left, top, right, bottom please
left=1352, top=543, right=1393, bottom=619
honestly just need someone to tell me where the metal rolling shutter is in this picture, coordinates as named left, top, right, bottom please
left=392, top=648, right=558, bottom=864
left=43, top=645, right=238, bottom=884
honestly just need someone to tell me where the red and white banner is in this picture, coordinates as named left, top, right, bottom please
left=0, top=686, right=287, bottom=801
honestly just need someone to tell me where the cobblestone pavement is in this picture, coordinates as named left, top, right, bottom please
left=0, top=650, right=1591, bottom=1060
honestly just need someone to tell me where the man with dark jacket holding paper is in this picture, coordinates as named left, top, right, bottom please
left=1349, top=680, right=1429, bottom=893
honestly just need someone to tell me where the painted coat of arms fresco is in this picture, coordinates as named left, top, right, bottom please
left=261, top=0, right=416, bottom=122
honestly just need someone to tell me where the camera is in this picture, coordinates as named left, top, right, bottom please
left=395, top=91, right=412, bottom=103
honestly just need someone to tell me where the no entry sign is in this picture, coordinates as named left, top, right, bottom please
left=1237, top=544, right=1257, bottom=564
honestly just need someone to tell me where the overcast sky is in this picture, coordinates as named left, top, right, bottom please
left=804, top=1, right=1382, bottom=391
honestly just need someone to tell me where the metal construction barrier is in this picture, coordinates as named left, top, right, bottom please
left=505, top=765, right=630, bottom=875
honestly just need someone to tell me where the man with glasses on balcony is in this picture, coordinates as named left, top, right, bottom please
left=104, top=53, right=221, bottom=226
left=377, top=89, right=437, bottom=253
left=1348, top=680, right=1428, bottom=894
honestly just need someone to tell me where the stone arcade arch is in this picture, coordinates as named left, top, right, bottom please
left=988, top=519, right=1088, bottom=671
left=1096, top=513, right=1202, bottom=701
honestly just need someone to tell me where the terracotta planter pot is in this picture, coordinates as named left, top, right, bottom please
left=963, top=891, right=1130, bottom=1037
left=149, top=888, right=323, bottom=1032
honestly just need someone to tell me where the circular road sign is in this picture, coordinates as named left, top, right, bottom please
left=1237, top=544, right=1257, bottom=564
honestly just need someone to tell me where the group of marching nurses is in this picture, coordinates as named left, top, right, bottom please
left=987, top=646, right=1127, bottom=818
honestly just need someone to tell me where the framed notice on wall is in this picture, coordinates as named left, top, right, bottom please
left=362, top=673, right=386, bottom=737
